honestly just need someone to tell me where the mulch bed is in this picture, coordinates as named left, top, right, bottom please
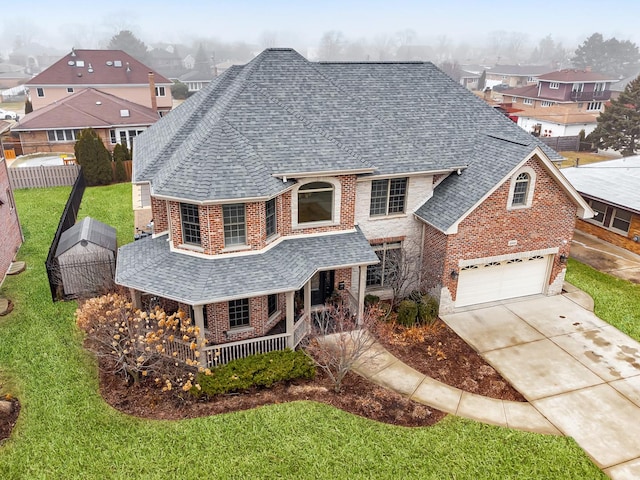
left=0, top=398, right=20, bottom=444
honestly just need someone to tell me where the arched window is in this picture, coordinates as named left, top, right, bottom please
left=511, top=172, right=530, bottom=206
left=297, top=181, right=334, bottom=224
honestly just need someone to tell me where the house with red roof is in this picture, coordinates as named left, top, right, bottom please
left=25, top=49, right=173, bottom=115
left=12, top=88, right=161, bottom=155
left=499, top=69, right=618, bottom=137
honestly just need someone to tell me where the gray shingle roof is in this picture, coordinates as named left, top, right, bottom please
left=115, top=228, right=378, bottom=305
left=135, top=48, right=559, bottom=204
left=561, top=156, right=640, bottom=214
left=56, top=217, right=117, bottom=257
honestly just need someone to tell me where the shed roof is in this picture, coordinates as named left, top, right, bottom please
left=56, top=217, right=117, bottom=257
left=561, top=156, right=640, bottom=214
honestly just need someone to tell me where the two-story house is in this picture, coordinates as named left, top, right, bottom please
left=25, top=49, right=173, bottom=115
left=485, top=65, right=552, bottom=89
left=501, top=69, right=618, bottom=137
left=0, top=155, right=23, bottom=288
left=115, top=49, right=592, bottom=368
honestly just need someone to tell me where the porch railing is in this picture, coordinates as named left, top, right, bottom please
left=163, top=338, right=198, bottom=365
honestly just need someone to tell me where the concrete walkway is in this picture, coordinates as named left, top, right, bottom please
left=442, top=293, right=640, bottom=480
left=572, top=230, right=640, bottom=284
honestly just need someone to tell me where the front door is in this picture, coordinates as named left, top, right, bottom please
left=310, top=270, right=335, bottom=306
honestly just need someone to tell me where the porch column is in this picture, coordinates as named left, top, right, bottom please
left=286, top=291, right=295, bottom=348
left=304, top=279, right=311, bottom=319
left=357, top=265, right=367, bottom=324
left=130, top=288, right=142, bottom=310
left=192, top=304, right=207, bottom=368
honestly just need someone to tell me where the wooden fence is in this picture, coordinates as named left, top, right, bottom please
left=8, top=160, right=131, bottom=189
left=539, top=135, right=580, bottom=152
left=9, top=164, right=81, bottom=189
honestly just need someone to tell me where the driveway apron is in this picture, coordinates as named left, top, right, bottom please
left=442, top=294, right=640, bottom=479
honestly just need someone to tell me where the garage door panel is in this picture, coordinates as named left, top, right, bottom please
left=456, top=256, right=549, bottom=308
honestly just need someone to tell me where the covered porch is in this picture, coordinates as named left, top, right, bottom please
left=116, top=229, right=379, bottom=367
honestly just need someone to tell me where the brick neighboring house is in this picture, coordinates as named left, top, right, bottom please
left=115, top=49, right=592, bottom=367
left=25, top=49, right=173, bottom=114
left=563, top=157, right=640, bottom=255
left=501, top=69, right=618, bottom=137
left=11, top=88, right=160, bottom=155
left=0, top=156, right=23, bottom=286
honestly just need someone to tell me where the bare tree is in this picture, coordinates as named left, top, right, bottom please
left=304, top=304, right=383, bottom=393
left=317, top=30, right=346, bottom=61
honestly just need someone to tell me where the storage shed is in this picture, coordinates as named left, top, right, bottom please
left=55, top=217, right=117, bottom=298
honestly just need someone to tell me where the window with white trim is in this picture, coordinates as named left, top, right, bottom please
left=267, top=294, right=278, bottom=317
left=549, top=82, right=559, bottom=89
left=366, top=242, right=402, bottom=287
left=155, top=86, right=166, bottom=97
left=36, top=87, right=44, bottom=97
left=229, top=298, right=250, bottom=329
left=180, top=203, right=201, bottom=246
left=223, top=203, right=246, bottom=246
left=370, top=178, right=408, bottom=216
left=572, top=82, right=584, bottom=92
left=67, top=87, right=74, bottom=93
left=588, top=199, right=632, bottom=234
left=587, top=102, right=602, bottom=111
left=47, top=129, right=81, bottom=142
left=507, top=167, right=536, bottom=209
left=541, top=101, right=555, bottom=107
left=297, top=182, right=333, bottom=223
left=523, top=98, right=533, bottom=105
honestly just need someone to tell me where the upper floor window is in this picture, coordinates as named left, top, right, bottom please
left=587, top=102, right=602, bottom=111
left=572, top=83, right=584, bottom=92
left=594, top=82, right=606, bottom=93
left=223, top=203, right=246, bottom=246
left=541, top=101, right=555, bottom=107
left=229, top=298, right=250, bottom=329
left=370, top=178, right=408, bottom=216
left=155, top=86, right=166, bottom=97
left=67, top=87, right=74, bottom=93
left=523, top=98, right=533, bottom=105
left=180, top=203, right=201, bottom=246
left=507, top=167, right=536, bottom=210
left=36, top=87, right=45, bottom=97
left=298, top=182, right=333, bottom=224
left=549, top=82, right=559, bottom=89
left=265, top=198, right=277, bottom=238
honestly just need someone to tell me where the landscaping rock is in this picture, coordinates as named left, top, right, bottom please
left=7, top=261, right=26, bottom=275
left=0, top=400, right=13, bottom=415
left=0, top=298, right=12, bottom=316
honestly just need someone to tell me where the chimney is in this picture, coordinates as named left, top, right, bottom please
left=585, top=66, right=592, bottom=72
left=148, top=72, right=158, bottom=113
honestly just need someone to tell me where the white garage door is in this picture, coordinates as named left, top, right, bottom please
left=455, top=255, right=550, bottom=308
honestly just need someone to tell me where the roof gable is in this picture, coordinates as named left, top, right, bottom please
left=56, top=217, right=116, bottom=256
left=26, top=49, right=172, bottom=86
left=538, top=69, right=617, bottom=83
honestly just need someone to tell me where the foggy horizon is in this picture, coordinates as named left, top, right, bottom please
left=3, top=0, right=640, bottom=64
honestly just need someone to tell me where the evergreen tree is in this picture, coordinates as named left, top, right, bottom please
left=112, top=143, right=128, bottom=183
left=171, top=80, right=189, bottom=99
left=108, top=30, right=149, bottom=63
left=572, top=33, right=640, bottom=78
left=588, top=75, right=640, bottom=156
left=74, top=129, right=113, bottom=185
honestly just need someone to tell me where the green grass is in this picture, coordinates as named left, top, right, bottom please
left=566, top=258, right=640, bottom=340
left=0, top=184, right=606, bottom=479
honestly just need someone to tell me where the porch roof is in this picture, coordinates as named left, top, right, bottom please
left=115, top=228, right=378, bottom=305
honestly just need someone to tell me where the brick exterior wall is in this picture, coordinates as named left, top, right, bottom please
left=422, top=156, right=578, bottom=311
left=151, top=197, right=168, bottom=233
left=0, top=160, right=22, bottom=283
left=576, top=215, right=640, bottom=256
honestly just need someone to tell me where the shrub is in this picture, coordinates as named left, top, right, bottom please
left=364, top=294, right=380, bottom=306
left=418, top=295, right=439, bottom=325
left=195, top=349, right=315, bottom=397
left=397, top=300, right=418, bottom=326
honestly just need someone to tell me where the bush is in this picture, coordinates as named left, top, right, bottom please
left=74, top=128, right=113, bottom=186
left=195, top=349, right=315, bottom=397
left=364, top=294, right=379, bottom=306
left=397, top=300, right=418, bottom=326
left=418, top=295, right=439, bottom=325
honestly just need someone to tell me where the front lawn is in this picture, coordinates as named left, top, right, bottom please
left=0, top=184, right=605, bottom=479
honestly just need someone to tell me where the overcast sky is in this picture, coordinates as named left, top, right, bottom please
left=3, top=0, right=640, bottom=54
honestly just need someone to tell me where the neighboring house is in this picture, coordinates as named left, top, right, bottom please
left=147, top=47, right=185, bottom=79
left=0, top=156, right=23, bottom=286
left=610, top=70, right=640, bottom=100
left=0, top=63, right=32, bottom=90
left=182, top=54, right=196, bottom=70
left=501, top=69, right=617, bottom=137
left=25, top=49, right=173, bottom=115
left=115, top=48, right=592, bottom=368
left=562, top=157, right=640, bottom=255
left=11, top=88, right=160, bottom=155
left=177, top=70, right=213, bottom=92
left=485, top=65, right=553, bottom=89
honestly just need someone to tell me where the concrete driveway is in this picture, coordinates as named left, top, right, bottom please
left=572, top=230, right=640, bottom=284
left=442, top=294, right=640, bottom=479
